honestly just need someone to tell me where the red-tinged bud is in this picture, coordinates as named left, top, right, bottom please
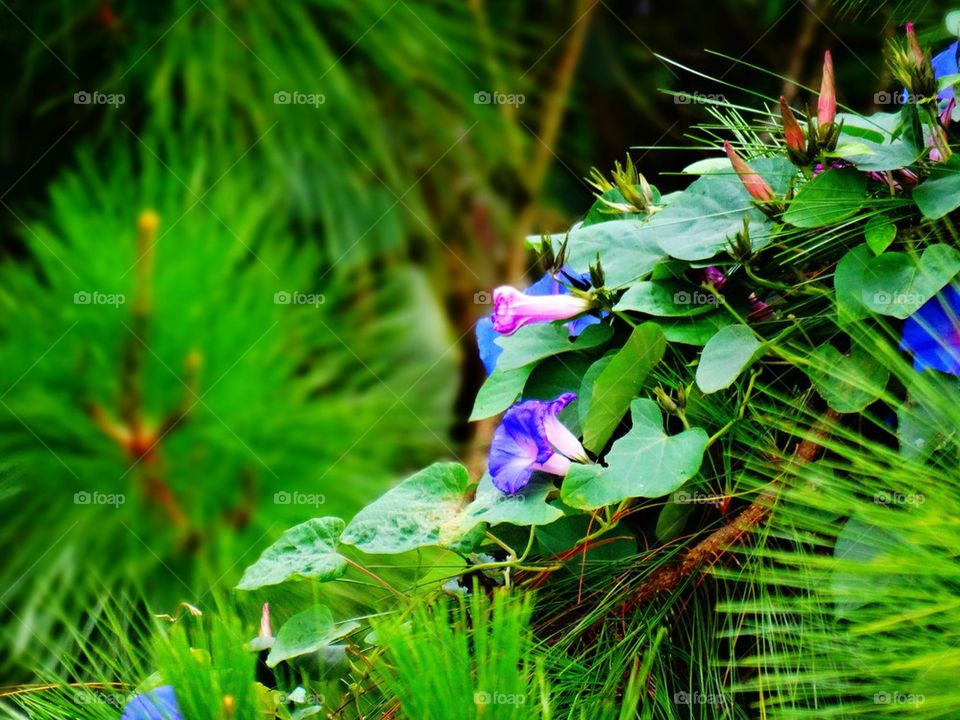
left=723, top=141, right=776, bottom=203
left=905, top=22, right=924, bottom=68
left=818, top=51, right=836, bottom=127
left=779, top=96, right=806, bottom=155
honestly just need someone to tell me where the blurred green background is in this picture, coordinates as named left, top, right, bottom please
left=0, top=0, right=946, bottom=680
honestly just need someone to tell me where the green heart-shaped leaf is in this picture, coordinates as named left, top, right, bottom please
left=561, top=399, right=708, bottom=509
left=834, top=112, right=924, bottom=171
left=784, top=168, right=867, bottom=228
left=237, top=517, right=348, bottom=590
left=834, top=244, right=873, bottom=324
left=464, top=474, right=564, bottom=527
left=614, top=281, right=719, bottom=317
left=657, top=313, right=734, bottom=346
left=341, top=463, right=481, bottom=554
left=649, top=172, right=769, bottom=261
left=266, top=604, right=338, bottom=667
left=914, top=159, right=960, bottom=219
left=547, top=219, right=667, bottom=288
left=695, top=325, right=764, bottom=394
left=470, top=365, right=534, bottom=421
left=495, top=322, right=613, bottom=371
left=859, top=244, right=960, bottom=318
left=864, top=215, right=896, bottom=255
left=806, top=344, right=890, bottom=413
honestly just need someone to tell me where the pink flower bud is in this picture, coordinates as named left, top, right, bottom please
left=818, top=51, right=836, bottom=127
left=723, top=141, right=776, bottom=203
left=779, top=96, right=806, bottom=154
left=906, top=22, right=924, bottom=68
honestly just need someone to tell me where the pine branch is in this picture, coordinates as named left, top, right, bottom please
left=620, top=408, right=840, bottom=612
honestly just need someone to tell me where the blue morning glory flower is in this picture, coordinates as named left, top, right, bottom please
left=120, top=686, right=182, bottom=720
left=900, top=285, right=960, bottom=374
left=488, top=392, right=589, bottom=494
left=475, top=268, right=601, bottom=374
left=932, top=40, right=959, bottom=101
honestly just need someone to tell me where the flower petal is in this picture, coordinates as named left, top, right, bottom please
left=933, top=41, right=960, bottom=101
left=901, top=285, right=960, bottom=375
left=488, top=396, right=579, bottom=493
left=121, top=686, right=182, bottom=720
left=475, top=316, right=502, bottom=375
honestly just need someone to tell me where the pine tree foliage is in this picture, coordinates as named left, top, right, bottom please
left=0, top=143, right=460, bottom=673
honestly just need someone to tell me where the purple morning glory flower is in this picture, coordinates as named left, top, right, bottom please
left=488, top=392, right=588, bottom=494
left=900, top=285, right=960, bottom=374
left=475, top=268, right=600, bottom=374
left=121, top=686, right=182, bottom=720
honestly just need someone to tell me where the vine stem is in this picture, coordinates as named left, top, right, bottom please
left=344, top=558, right=407, bottom=600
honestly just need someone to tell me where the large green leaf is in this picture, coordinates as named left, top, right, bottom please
left=561, top=399, right=708, bottom=509
left=548, top=219, right=667, bottom=288
left=864, top=215, right=896, bottom=255
left=494, top=322, right=612, bottom=371
left=551, top=160, right=789, bottom=272
left=655, top=497, right=694, bottom=543
left=806, top=344, right=890, bottom=413
left=695, top=325, right=764, bottom=394
left=913, top=161, right=960, bottom=219
left=834, top=244, right=874, bottom=324
left=657, top=314, right=734, bottom=346
left=614, top=281, right=719, bottom=317
left=783, top=168, right=867, bottom=228
left=832, top=518, right=899, bottom=619
left=341, top=463, right=481, bottom=554
left=648, top=173, right=769, bottom=262
left=469, top=365, right=534, bottom=421
left=236, top=518, right=348, bottom=591
left=859, top=244, right=960, bottom=318
left=464, top=474, right=564, bottom=527
left=581, top=323, right=666, bottom=453
left=578, top=352, right=616, bottom=430
left=266, top=604, right=338, bottom=667
left=834, top=111, right=924, bottom=171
